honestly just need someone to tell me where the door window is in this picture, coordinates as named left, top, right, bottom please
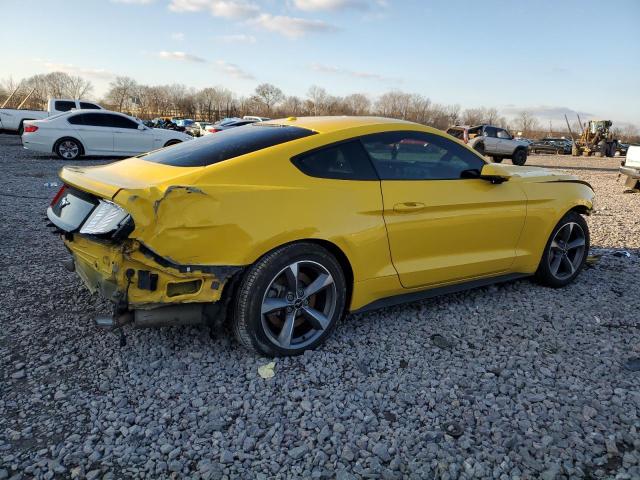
left=497, top=129, right=512, bottom=139
left=104, top=114, right=139, bottom=129
left=292, top=141, right=378, bottom=180
left=361, top=131, right=486, bottom=181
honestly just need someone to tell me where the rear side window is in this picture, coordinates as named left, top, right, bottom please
left=141, top=124, right=316, bottom=167
left=79, top=102, right=101, bottom=110
left=292, top=141, right=378, bottom=180
left=68, top=113, right=109, bottom=127
left=484, top=126, right=498, bottom=138
left=55, top=101, right=76, bottom=112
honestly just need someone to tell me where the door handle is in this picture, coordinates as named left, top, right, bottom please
left=393, top=202, right=425, bottom=213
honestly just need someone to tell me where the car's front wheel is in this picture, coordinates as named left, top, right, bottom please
left=512, top=148, right=527, bottom=165
left=55, top=138, right=82, bottom=160
left=535, top=211, right=589, bottom=288
left=233, top=243, right=347, bottom=356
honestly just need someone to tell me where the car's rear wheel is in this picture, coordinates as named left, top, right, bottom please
left=474, top=142, right=485, bottom=156
left=512, top=148, right=527, bottom=165
left=491, top=156, right=503, bottom=163
left=535, top=211, right=589, bottom=288
left=233, top=243, right=347, bottom=356
left=55, top=138, right=82, bottom=160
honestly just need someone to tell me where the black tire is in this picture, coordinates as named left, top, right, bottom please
left=474, top=142, right=485, bottom=156
left=164, top=140, right=182, bottom=148
left=233, top=242, right=347, bottom=356
left=54, top=138, right=83, bottom=160
left=491, top=156, right=503, bottom=163
left=535, top=211, right=589, bottom=288
left=512, top=148, right=527, bottom=166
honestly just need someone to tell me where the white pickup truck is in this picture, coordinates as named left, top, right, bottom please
left=0, top=98, right=103, bottom=135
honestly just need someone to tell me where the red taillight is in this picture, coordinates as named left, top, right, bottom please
left=207, top=128, right=221, bottom=133
left=24, top=125, right=38, bottom=133
left=50, top=185, right=67, bottom=207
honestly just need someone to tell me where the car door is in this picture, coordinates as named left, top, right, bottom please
left=496, top=128, right=514, bottom=155
left=67, top=113, right=114, bottom=154
left=108, top=114, right=155, bottom=155
left=482, top=126, right=499, bottom=153
left=361, top=131, right=527, bottom=289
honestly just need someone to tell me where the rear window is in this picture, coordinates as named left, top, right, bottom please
left=140, top=124, right=316, bottom=167
left=55, top=101, right=76, bottom=112
left=80, top=102, right=101, bottom=110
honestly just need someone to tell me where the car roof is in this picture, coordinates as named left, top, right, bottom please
left=262, top=116, right=417, bottom=134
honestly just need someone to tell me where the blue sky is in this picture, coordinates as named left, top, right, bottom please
left=1, top=0, right=638, bottom=126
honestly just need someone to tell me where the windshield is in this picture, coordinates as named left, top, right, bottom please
left=140, top=123, right=316, bottom=167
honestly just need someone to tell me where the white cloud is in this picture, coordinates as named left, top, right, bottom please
left=217, top=33, right=257, bottom=43
left=253, top=14, right=337, bottom=38
left=169, top=0, right=259, bottom=18
left=215, top=60, right=255, bottom=80
left=41, top=61, right=116, bottom=80
left=158, top=51, right=206, bottom=62
left=292, top=0, right=367, bottom=11
left=171, top=32, right=185, bottom=40
left=310, top=62, right=399, bottom=84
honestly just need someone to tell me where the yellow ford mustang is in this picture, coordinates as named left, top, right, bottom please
left=47, top=116, right=594, bottom=356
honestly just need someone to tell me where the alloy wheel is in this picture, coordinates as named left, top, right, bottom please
left=548, top=222, right=586, bottom=280
left=59, top=141, right=79, bottom=159
left=261, top=260, right=337, bottom=350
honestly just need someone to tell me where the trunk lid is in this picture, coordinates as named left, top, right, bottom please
left=59, top=157, right=204, bottom=200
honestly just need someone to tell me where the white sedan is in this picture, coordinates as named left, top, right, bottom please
left=22, top=110, right=192, bottom=159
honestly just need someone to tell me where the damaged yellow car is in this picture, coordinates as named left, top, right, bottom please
left=48, top=116, right=595, bottom=356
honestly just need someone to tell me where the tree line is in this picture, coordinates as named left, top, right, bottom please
left=2, top=72, right=639, bottom=142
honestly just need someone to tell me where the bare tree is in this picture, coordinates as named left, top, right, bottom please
left=105, top=76, right=137, bottom=112
left=66, top=75, right=93, bottom=98
left=252, top=83, right=284, bottom=114
left=307, top=85, right=329, bottom=116
left=341, top=93, right=371, bottom=115
left=281, top=95, right=305, bottom=116
left=513, top=111, right=540, bottom=137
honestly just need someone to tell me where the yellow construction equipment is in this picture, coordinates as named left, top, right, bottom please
left=565, top=115, right=618, bottom=157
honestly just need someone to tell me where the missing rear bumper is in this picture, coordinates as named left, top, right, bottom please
left=65, top=234, right=241, bottom=309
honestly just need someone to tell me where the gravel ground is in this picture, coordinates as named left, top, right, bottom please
left=1, top=134, right=639, bottom=480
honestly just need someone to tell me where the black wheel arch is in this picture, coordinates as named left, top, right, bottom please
left=220, top=238, right=354, bottom=319
left=164, top=139, right=182, bottom=147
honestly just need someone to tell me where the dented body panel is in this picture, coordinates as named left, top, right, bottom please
left=66, top=235, right=230, bottom=309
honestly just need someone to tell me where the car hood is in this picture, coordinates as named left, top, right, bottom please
left=59, top=157, right=203, bottom=199
left=495, top=164, right=591, bottom=186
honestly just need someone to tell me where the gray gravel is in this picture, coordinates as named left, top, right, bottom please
left=1, top=134, right=639, bottom=479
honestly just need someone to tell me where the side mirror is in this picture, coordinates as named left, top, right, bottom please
left=480, top=163, right=513, bottom=184
left=138, top=124, right=146, bottom=130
